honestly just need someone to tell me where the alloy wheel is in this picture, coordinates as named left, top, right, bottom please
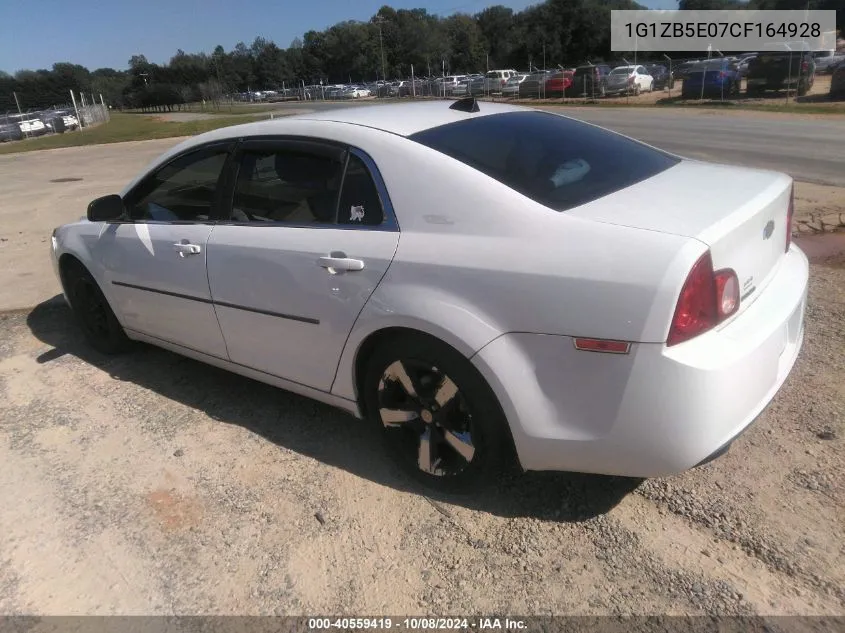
left=377, top=359, right=476, bottom=478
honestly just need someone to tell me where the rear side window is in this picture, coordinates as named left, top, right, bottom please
left=337, top=155, right=385, bottom=226
left=409, top=111, right=680, bottom=212
left=230, top=148, right=344, bottom=224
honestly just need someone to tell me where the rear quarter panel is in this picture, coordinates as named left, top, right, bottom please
left=330, top=134, right=699, bottom=401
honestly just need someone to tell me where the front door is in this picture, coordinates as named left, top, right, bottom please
left=206, top=140, right=400, bottom=392
left=92, top=143, right=232, bottom=359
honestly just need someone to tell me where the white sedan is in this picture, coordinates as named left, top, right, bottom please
left=50, top=100, right=808, bottom=491
left=605, top=65, right=654, bottom=96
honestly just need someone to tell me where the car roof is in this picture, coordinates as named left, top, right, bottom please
left=285, top=100, right=529, bottom=137
left=159, top=101, right=534, bottom=157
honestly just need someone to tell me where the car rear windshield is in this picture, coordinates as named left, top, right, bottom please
left=409, top=111, right=680, bottom=212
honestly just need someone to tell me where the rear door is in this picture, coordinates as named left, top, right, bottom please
left=206, top=139, right=400, bottom=391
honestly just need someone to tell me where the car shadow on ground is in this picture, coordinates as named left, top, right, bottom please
left=25, top=296, right=642, bottom=522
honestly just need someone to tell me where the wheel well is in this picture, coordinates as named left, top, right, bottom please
left=352, top=326, right=520, bottom=469
left=58, top=253, right=86, bottom=293
left=353, top=326, right=433, bottom=417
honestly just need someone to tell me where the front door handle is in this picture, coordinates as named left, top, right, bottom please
left=173, top=242, right=202, bottom=257
left=318, top=253, right=365, bottom=274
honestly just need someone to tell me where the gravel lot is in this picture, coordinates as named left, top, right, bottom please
left=0, top=116, right=843, bottom=617
left=0, top=251, right=842, bottom=615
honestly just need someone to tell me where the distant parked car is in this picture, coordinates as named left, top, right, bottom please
left=605, top=65, right=654, bottom=96
left=19, top=118, right=48, bottom=136
left=40, top=110, right=79, bottom=133
left=452, top=79, right=471, bottom=97
left=674, top=61, right=703, bottom=81
left=646, top=64, right=674, bottom=90
left=484, top=69, right=518, bottom=94
left=544, top=71, right=574, bottom=96
left=466, top=75, right=486, bottom=96
left=518, top=71, right=554, bottom=98
left=0, top=121, right=23, bottom=142
left=746, top=51, right=815, bottom=96
left=501, top=73, right=528, bottom=97
left=682, top=60, right=741, bottom=99
left=571, top=64, right=611, bottom=97
left=735, top=55, right=757, bottom=77
left=816, top=54, right=845, bottom=74
left=438, top=75, right=468, bottom=96
left=830, top=59, right=845, bottom=99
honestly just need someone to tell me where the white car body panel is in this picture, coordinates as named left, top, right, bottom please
left=473, top=245, right=807, bottom=475
left=91, top=223, right=229, bottom=358
left=51, top=101, right=809, bottom=479
left=206, top=225, right=399, bottom=392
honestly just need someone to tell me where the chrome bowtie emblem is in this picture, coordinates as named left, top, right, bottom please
left=763, top=220, right=775, bottom=240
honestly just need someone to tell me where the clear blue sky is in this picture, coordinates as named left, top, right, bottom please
left=0, top=0, right=676, bottom=74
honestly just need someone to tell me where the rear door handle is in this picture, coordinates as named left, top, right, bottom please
left=173, top=242, right=202, bottom=257
left=318, top=254, right=365, bottom=273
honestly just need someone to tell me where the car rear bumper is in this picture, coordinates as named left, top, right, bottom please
left=471, top=245, right=809, bottom=478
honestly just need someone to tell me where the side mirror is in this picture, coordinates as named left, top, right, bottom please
left=87, top=194, right=126, bottom=222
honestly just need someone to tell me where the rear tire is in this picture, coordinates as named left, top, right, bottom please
left=363, top=334, right=511, bottom=493
left=64, top=262, right=132, bottom=355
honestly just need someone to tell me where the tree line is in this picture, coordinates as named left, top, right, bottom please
left=1, top=0, right=840, bottom=112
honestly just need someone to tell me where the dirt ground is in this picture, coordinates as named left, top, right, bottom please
left=0, top=241, right=842, bottom=616
left=0, top=119, right=843, bottom=617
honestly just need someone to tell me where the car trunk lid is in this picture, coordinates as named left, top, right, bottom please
left=568, top=159, right=793, bottom=312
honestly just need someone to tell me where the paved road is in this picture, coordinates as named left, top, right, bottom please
left=268, top=100, right=845, bottom=187
left=556, top=107, right=845, bottom=188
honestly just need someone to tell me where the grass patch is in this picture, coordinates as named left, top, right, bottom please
left=0, top=112, right=269, bottom=155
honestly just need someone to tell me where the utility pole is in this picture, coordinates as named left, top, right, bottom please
left=374, top=15, right=387, bottom=81
left=13, top=92, right=27, bottom=138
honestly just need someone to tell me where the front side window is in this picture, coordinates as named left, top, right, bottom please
left=410, top=111, right=680, bottom=213
left=126, top=148, right=228, bottom=222
left=229, top=148, right=344, bottom=224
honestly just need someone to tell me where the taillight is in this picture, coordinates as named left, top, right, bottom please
left=667, top=252, right=740, bottom=347
left=786, top=184, right=794, bottom=252
left=714, top=270, right=740, bottom=320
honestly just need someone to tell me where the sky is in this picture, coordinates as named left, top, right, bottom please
left=0, top=0, right=676, bottom=74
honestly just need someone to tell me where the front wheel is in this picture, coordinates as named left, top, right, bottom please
left=363, top=334, right=511, bottom=493
left=65, top=263, right=132, bottom=354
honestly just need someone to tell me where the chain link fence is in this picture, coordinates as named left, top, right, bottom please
left=1, top=90, right=111, bottom=143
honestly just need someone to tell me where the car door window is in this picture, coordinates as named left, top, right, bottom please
left=230, top=148, right=344, bottom=224
left=125, top=149, right=229, bottom=222
left=337, top=154, right=386, bottom=226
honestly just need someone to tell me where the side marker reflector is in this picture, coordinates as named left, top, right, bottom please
left=573, top=338, right=632, bottom=354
